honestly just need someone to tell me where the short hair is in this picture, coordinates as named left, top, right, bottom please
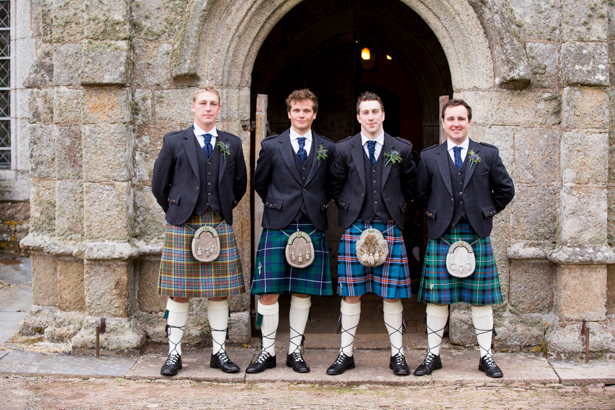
left=441, top=98, right=472, bottom=121
left=356, top=91, right=384, bottom=114
left=286, top=89, right=318, bottom=113
left=193, top=85, right=221, bottom=104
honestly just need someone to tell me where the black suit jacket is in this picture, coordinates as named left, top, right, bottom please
left=151, top=127, right=247, bottom=226
left=330, top=133, right=416, bottom=230
left=253, top=129, right=336, bottom=232
left=416, top=138, right=514, bottom=239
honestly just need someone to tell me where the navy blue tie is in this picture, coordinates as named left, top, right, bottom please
left=203, top=133, right=212, bottom=158
left=453, top=146, right=463, bottom=170
left=297, top=137, right=307, bottom=164
left=367, top=140, right=377, bottom=165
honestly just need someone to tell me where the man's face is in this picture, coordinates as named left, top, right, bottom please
left=442, top=105, right=471, bottom=144
left=191, top=91, right=221, bottom=130
left=357, top=100, right=385, bottom=138
left=288, top=99, right=317, bottom=134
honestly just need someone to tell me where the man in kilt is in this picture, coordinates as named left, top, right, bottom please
left=327, top=91, right=416, bottom=376
left=249, top=89, right=336, bottom=374
left=151, top=85, right=248, bottom=376
left=414, top=99, right=514, bottom=378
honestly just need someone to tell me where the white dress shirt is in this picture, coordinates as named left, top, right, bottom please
left=193, top=123, right=218, bottom=148
left=447, top=138, right=469, bottom=164
left=290, top=128, right=313, bottom=156
left=361, top=132, right=385, bottom=161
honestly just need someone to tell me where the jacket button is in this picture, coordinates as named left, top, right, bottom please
left=266, top=202, right=269, bottom=205
left=208, top=182, right=211, bottom=186
left=167, top=198, right=170, bottom=201
left=208, top=162, right=211, bottom=165
left=196, top=187, right=199, bottom=190
left=303, top=167, right=306, bottom=171
left=274, top=204, right=277, bottom=207
left=361, top=194, right=364, bottom=197
left=460, top=201, right=463, bottom=204
left=206, top=202, right=209, bottom=206
left=373, top=169, right=376, bottom=173
left=459, top=192, right=462, bottom=195
left=459, top=182, right=462, bottom=185
left=168, top=184, right=172, bottom=187
left=451, top=198, right=454, bottom=201
left=303, top=189, right=307, bottom=192
left=302, top=177, right=306, bottom=180
left=208, top=193, right=211, bottom=196
left=208, top=172, right=211, bottom=176
left=373, top=180, right=376, bottom=183
left=374, top=201, right=378, bottom=204
left=458, top=172, right=461, bottom=176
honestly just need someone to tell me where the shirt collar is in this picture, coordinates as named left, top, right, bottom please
left=289, top=128, right=312, bottom=141
left=361, top=132, right=384, bottom=146
left=193, top=123, right=218, bottom=137
left=447, top=137, right=469, bottom=151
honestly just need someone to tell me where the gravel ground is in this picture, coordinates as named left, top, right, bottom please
left=2, top=375, right=615, bottom=409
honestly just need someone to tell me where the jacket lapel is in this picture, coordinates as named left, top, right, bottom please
left=435, top=141, right=453, bottom=197
left=278, top=130, right=303, bottom=185
left=381, top=133, right=394, bottom=186
left=305, top=132, right=322, bottom=186
left=350, top=134, right=366, bottom=188
left=183, top=127, right=200, bottom=183
left=463, top=139, right=480, bottom=190
left=217, top=132, right=227, bottom=184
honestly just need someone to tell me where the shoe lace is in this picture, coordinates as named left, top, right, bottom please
left=482, top=353, right=496, bottom=367
left=165, top=353, right=180, bottom=365
left=210, top=325, right=229, bottom=358
left=384, top=311, right=407, bottom=358
left=289, top=328, right=306, bottom=355
left=421, top=352, right=436, bottom=366
left=165, top=324, right=185, bottom=358
left=475, top=326, right=496, bottom=358
left=215, top=350, right=230, bottom=362
left=333, top=353, right=348, bottom=365
left=290, top=351, right=305, bottom=363
left=254, top=350, right=271, bottom=364
left=393, top=353, right=406, bottom=365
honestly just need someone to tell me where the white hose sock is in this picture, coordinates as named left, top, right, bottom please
left=383, top=299, right=405, bottom=357
left=471, top=305, right=494, bottom=358
left=258, top=300, right=279, bottom=356
left=339, top=299, right=361, bottom=357
left=288, top=296, right=311, bottom=355
left=207, top=299, right=229, bottom=355
left=166, top=298, right=189, bottom=356
left=425, top=303, right=449, bottom=357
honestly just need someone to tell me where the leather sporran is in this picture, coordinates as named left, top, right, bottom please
left=285, top=231, right=315, bottom=268
left=445, top=241, right=476, bottom=278
left=191, top=225, right=221, bottom=262
left=356, top=228, right=388, bottom=267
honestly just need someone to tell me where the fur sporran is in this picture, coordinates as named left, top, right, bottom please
left=356, top=228, right=388, bottom=267
left=285, top=231, right=315, bottom=268
left=445, top=241, right=476, bottom=278
left=191, top=225, right=221, bottom=262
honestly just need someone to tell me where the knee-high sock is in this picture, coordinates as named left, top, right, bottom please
left=258, top=300, right=279, bottom=356
left=471, top=305, right=494, bottom=358
left=340, top=299, right=361, bottom=357
left=288, top=296, right=311, bottom=355
left=383, top=299, right=404, bottom=357
left=166, top=298, right=189, bottom=356
left=207, top=299, right=229, bottom=355
left=425, top=303, right=449, bottom=356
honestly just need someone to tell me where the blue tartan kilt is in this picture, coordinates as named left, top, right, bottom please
left=418, top=220, right=502, bottom=305
left=251, top=219, right=333, bottom=296
left=338, top=219, right=411, bottom=299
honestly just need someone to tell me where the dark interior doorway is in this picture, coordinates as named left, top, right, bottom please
left=250, top=0, right=452, bottom=343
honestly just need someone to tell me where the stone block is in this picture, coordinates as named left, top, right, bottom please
left=136, top=257, right=166, bottom=313
left=218, top=87, right=251, bottom=122
left=81, top=40, right=131, bottom=86
left=134, top=185, right=165, bottom=239
left=29, top=124, right=56, bottom=179
left=609, top=186, right=615, bottom=246
left=556, top=264, right=606, bottom=321
left=470, top=126, right=514, bottom=171
left=496, top=313, right=550, bottom=349
left=52, top=43, right=83, bottom=87
left=229, top=293, right=250, bottom=313
left=84, top=260, right=135, bottom=317
left=134, top=122, right=181, bottom=184
left=546, top=321, right=615, bottom=359
left=509, top=260, right=555, bottom=314
left=562, top=87, right=609, bottom=130
left=53, top=87, right=83, bottom=124
left=508, top=0, right=561, bottom=41
left=511, top=185, right=558, bottom=242
left=29, top=177, right=56, bottom=234
left=84, top=182, right=133, bottom=240
left=23, top=45, right=53, bottom=88
left=31, top=252, right=58, bottom=307
left=607, top=265, right=615, bottom=315
left=13, top=118, right=31, bottom=172
left=55, top=126, right=82, bottom=180
left=562, top=0, right=608, bottom=41
left=0, top=171, right=31, bottom=202
left=514, top=127, right=559, bottom=184
left=14, top=88, right=30, bottom=121
left=82, top=87, right=131, bottom=124
left=154, top=89, right=194, bottom=123
left=562, top=42, right=609, bottom=86
left=82, top=124, right=132, bottom=182
left=562, top=131, right=608, bottom=184
left=133, top=42, right=172, bottom=87
left=0, top=200, right=30, bottom=221
left=448, top=309, right=475, bottom=346
left=14, top=0, right=32, bottom=40
left=133, top=89, right=152, bottom=125
left=14, top=38, right=38, bottom=89
left=131, top=0, right=184, bottom=42
left=560, top=186, right=607, bottom=245
left=28, top=89, right=53, bottom=124
left=55, top=180, right=84, bottom=238
left=526, top=42, right=560, bottom=89
left=51, top=0, right=85, bottom=42
left=84, top=0, right=130, bottom=41
left=57, top=257, right=85, bottom=312
left=72, top=317, right=145, bottom=353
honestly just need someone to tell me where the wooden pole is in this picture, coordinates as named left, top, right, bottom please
left=439, top=95, right=449, bottom=144
left=254, top=95, right=268, bottom=260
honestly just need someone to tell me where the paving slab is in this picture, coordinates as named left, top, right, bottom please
left=432, top=351, right=558, bottom=384
left=0, top=311, right=28, bottom=344
left=0, top=350, right=8, bottom=360
left=0, top=285, right=32, bottom=312
left=0, top=351, right=137, bottom=378
left=550, top=359, right=615, bottom=385
left=245, top=348, right=432, bottom=386
left=125, top=349, right=253, bottom=382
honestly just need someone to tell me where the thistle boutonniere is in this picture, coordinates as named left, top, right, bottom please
left=317, top=144, right=328, bottom=165
left=216, top=141, right=230, bottom=161
left=383, top=150, right=402, bottom=167
left=468, top=149, right=481, bottom=169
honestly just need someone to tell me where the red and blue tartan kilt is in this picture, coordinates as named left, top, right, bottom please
left=157, top=210, right=246, bottom=298
left=418, top=220, right=502, bottom=305
left=251, top=219, right=333, bottom=296
left=338, top=219, right=412, bottom=299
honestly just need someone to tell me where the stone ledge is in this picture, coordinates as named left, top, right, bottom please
left=548, top=246, right=615, bottom=265
left=20, top=234, right=140, bottom=261
left=507, top=243, right=551, bottom=260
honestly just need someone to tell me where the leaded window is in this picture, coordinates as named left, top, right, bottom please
left=0, top=0, right=9, bottom=170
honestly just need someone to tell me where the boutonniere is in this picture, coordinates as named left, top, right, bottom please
left=468, top=149, right=481, bottom=169
left=317, top=144, right=328, bottom=165
left=216, top=141, right=230, bottom=161
left=383, top=150, right=402, bottom=167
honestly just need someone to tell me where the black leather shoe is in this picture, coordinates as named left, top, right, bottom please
left=246, top=351, right=276, bottom=374
left=210, top=351, right=240, bottom=373
left=413, top=352, right=442, bottom=376
left=326, top=352, right=355, bottom=375
left=389, top=353, right=410, bottom=376
left=479, top=355, right=503, bottom=378
left=160, top=354, right=182, bottom=376
left=286, top=351, right=310, bottom=373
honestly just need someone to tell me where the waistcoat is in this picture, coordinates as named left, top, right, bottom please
left=358, top=152, right=391, bottom=223
left=194, top=136, right=221, bottom=216
left=449, top=153, right=469, bottom=227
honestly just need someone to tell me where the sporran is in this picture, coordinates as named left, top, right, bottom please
left=445, top=240, right=477, bottom=278
left=356, top=227, right=389, bottom=267
left=191, top=224, right=222, bottom=262
left=285, top=231, right=315, bottom=268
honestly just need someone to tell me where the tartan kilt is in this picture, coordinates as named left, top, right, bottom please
left=251, top=219, right=333, bottom=296
left=157, top=210, right=246, bottom=298
left=418, top=220, right=502, bottom=305
left=338, top=219, right=411, bottom=299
